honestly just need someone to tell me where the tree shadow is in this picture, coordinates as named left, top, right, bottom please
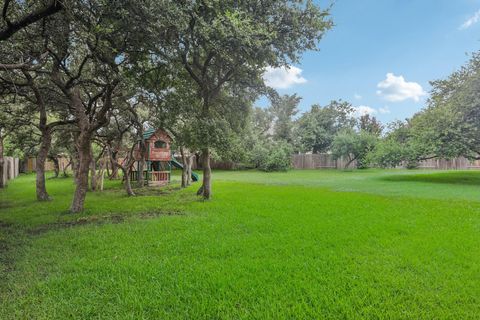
left=380, top=171, right=480, bottom=186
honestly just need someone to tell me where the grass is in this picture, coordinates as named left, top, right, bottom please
left=1, top=169, right=480, bottom=319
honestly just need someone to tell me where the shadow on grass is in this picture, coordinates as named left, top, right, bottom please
left=380, top=171, right=480, bottom=186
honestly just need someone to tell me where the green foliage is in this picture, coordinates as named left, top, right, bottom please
left=295, top=100, right=356, bottom=153
left=367, top=139, right=408, bottom=168
left=249, top=140, right=292, bottom=172
left=403, top=51, right=480, bottom=161
left=331, top=129, right=378, bottom=169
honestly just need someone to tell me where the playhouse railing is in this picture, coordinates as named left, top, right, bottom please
left=129, top=170, right=170, bottom=183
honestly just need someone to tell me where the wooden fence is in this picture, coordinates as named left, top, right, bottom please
left=22, top=154, right=480, bottom=174
left=25, top=157, right=70, bottom=172
left=292, top=153, right=480, bottom=170
left=292, top=154, right=357, bottom=169
left=414, top=157, right=480, bottom=170
left=1, top=157, right=20, bottom=186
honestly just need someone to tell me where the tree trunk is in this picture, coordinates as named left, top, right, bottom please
left=96, top=157, right=106, bottom=191
left=50, top=156, right=60, bottom=178
left=344, top=155, right=357, bottom=169
left=199, top=148, right=211, bottom=199
left=63, top=157, right=72, bottom=177
left=109, top=150, right=119, bottom=179
left=0, top=133, right=4, bottom=188
left=120, top=166, right=135, bottom=196
left=187, top=154, right=194, bottom=186
left=90, top=150, right=96, bottom=191
left=105, top=160, right=110, bottom=178
left=180, top=147, right=188, bottom=188
left=137, top=139, right=146, bottom=187
left=99, top=169, right=105, bottom=191
left=137, top=159, right=144, bottom=187
left=70, top=132, right=92, bottom=213
left=72, top=150, right=80, bottom=182
left=36, top=129, right=52, bottom=201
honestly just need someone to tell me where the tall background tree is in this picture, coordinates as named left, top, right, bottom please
left=141, top=0, right=333, bottom=199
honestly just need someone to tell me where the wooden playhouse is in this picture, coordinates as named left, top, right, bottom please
left=130, top=128, right=199, bottom=186
left=131, top=128, right=173, bottom=186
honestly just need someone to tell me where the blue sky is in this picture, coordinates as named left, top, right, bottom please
left=261, top=0, right=480, bottom=123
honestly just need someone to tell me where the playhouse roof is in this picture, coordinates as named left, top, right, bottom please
left=141, top=128, right=173, bottom=141
left=143, top=128, right=156, bottom=140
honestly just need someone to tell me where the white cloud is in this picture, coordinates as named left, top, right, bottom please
left=376, top=73, right=426, bottom=102
left=354, top=93, right=362, bottom=100
left=354, top=105, right=377, bottom=117
left=460, top=10, right=480, bottom=30
left=379, top=106, right=391, bottom=114
left=263, top=66, right=307, bottom=89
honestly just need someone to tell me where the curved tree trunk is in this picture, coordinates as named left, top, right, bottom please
left=36, top=129, right=52, bottom=201
left=70, top=132, right=92, bottom=213
left=49, top=156, right=60, bottom=178
left=344, top=155, right=357, bottom=169
left=121, top=166, right=135, bottom=196
left=109, top=150, right=119, bottom=180
left=63, top=157, right=72, bottom=177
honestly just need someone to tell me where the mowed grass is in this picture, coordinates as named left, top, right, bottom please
left=1, top=170, right=480, bottom=319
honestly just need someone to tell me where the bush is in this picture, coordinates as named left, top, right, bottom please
left=248, top=140, right=292, bottom=172
left=331, top=130, right=377, bottom=169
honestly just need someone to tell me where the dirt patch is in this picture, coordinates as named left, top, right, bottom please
left=28, top=210, right=184, bottom=236
left=28, top=214, right=126, bottom=236
left=138, top=210, right=185, bottom=219
left=132, top=186, right=183, bottom=197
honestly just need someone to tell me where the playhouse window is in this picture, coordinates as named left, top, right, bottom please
left=154, top=140, right=167, bottom=149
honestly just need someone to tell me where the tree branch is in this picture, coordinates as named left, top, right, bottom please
left=0, top=0, right=63, bottom=41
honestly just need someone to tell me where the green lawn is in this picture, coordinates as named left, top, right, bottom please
left=1, top=169, right=480, bottom=319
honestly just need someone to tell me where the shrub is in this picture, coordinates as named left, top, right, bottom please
left=248, top=140, right=292, bottom=172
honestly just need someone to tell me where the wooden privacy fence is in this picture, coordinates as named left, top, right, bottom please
left=21, top=154, right=480, bottom=174
left=292, top=154, right=357, bottom=169
left=414, top=157, right=480, bottom=170
left=292, top=153, right=480, bottom=170
left=1, top=157, right=20, bottom=186
left=26, top=157, right=70, bottom=172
